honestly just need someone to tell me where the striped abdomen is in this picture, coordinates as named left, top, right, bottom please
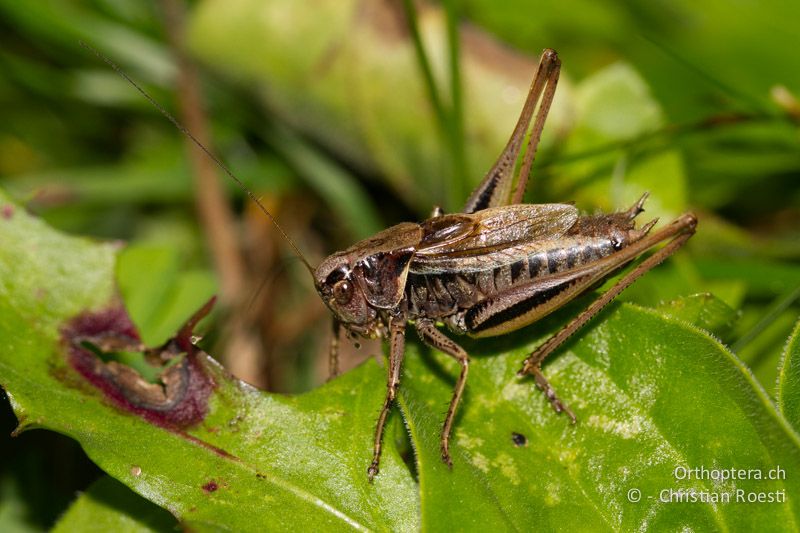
left=406, top=236, right=618, bottom=319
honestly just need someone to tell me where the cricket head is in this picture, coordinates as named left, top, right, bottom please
left=314, top=252, right=378, bottom=333
left=314, top=222, right=422, bottom=335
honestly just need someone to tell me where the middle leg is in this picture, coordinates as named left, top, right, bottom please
left=415, top=318, right=470, bottom=467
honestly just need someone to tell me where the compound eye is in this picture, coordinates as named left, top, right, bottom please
left=333, top=280, right=353, bottom=305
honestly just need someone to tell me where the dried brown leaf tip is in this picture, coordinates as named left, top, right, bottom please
left=61, top=298, right=217, bottom=429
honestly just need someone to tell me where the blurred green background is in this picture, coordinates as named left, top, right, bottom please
left=1, top=0, right=799, bottom=529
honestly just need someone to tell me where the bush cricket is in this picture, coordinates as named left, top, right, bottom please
left=88, top=45, right=697, bottom=481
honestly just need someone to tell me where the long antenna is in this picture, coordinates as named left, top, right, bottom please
left=79, top=40, right=315, bottom=275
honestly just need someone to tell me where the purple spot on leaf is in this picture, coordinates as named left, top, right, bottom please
left=61, top=302, right=216, bottom=430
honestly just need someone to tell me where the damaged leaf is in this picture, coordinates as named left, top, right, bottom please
left=2, top=188, right=800, bottom=532
left=116, top=244, right=217, bottom=347
left=63, top=302, right=215, bottom=429
left=0, top=190, right=418, bottom=531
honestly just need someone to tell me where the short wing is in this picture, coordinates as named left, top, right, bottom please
left=413, top=204, right=578, bottom=273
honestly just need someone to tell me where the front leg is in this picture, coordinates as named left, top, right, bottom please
left=415, top=319, right=469, bottom=468
left=368, top=314, right=406, bottom=481
left=328, top=318, right=341, bottom=380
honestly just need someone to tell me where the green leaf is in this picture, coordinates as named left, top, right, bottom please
left=550, top=62, right=687, bottom=227
left=653, top=293, right=738, bottom=337
left=53, top=476, right=178, bottom=533
left=0, top=475, right=38, bottom=533
left=696, top=258, right=800, bottom=299
left=185, top=0, right=575, bottom=213
left=3, top=186, right=800, bottom=531
left=464, top=0, right=800, bottom=120
left=619, top=150, right=687, bottom=220
left=573, top=62, right=664, bottom=143
left=740, top=308, right=800, bottom=398
left=401, top=305, right=800, bottom=530
left=0, top=189, right=417, bottom=531
left=778, top=318, right=800, bottom=431
left=116, top=244, right=217, bottom=347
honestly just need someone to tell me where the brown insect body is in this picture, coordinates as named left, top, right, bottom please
left=95, top=43, right=696, bottom=482
left=314, top=49, right=697, bottom=480
left=317, top=202, right=651, bottom=338
left=408, top=204, right=652, bottom=337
